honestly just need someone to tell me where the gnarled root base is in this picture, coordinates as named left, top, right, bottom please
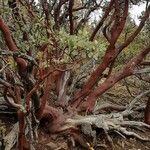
left=3, top=108, right=150, bottom=150
left=39, top=105, right=67, bottom=133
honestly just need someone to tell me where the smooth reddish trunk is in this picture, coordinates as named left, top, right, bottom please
left=79, top=71, right=129, bottom=112
left=71, top=0, right=129, bottom=106
left=78, top=46, right=150, bottom=112
left=71, top=45, right=116, bottom=106
left=18, top=110, right=29, bottom=150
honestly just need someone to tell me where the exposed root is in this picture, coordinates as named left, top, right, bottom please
left=118, top=127, right=150, bottom=141
left=65, top=111, right=150, bottom=146
left=94, top=103, right=126, bottom=114
left=4, top=123, right=19, bottom=150
left=70, top=132, right=90, bottom=149
left=4, top=122, right=29, bottom=150
left=103, top=129, right=114, bottom=149
left=2, top=90, right=150, bottom=149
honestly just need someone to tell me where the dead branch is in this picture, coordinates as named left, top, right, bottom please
left=133, top=67, right=150, bottom=74
left=94, top=103, right=126, bottom=114
left=65, top=112, right=150, bottom=142
left=0, top=64, right=9, bottom=73
left=4, top=123, right=19, bottom=150
left=123, top=79, right=135, bottom=98
left=123, top=89, right=150, bottom=114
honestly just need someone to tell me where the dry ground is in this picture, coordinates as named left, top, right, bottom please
left=0, top=79, right=150, bottom=150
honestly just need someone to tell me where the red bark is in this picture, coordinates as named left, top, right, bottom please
left=79, top=46, right=150, bottom=112
left=71, top=2, right=150, bottom=108
left=37, top=70, right=63, bottom=119
left=18, top=110, right=29, bottom=150
left=16, top=86, right=29, bottom=150
left=40, top=105, right=65, bottom=133
left=0, top=17, right=27, bottom=75
left=71, top=45, right=116, bottom=107
left=0, top=17, right=29, bottom=149
left=118, top=5, right=150, bottom=52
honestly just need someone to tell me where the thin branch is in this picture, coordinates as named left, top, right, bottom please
left=0, top=50, right=38, bottom=66
left=109, top=0, right=129, bottom=45
left=0, top=78, right=12, bottom=88
left=123, top=89, right=150, bottom=114
left=123, top=79, right=135, bottom=98
left=118, top=4, right=150, bottom=52
left=0, top=64, right=10, bottom=73
left=89, top=0, right=115, bottom=41
left=133, top=67, right=150, bottom=74
left=69, top=0, right=74, bottom=35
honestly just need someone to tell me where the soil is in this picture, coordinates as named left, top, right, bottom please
left=0, top=79, right=150, bottom=150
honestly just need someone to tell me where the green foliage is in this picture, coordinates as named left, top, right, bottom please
left=0, top=0, right=148, bottom=70
left=0, top=1, right=49, bottom=57
left=59, top=28, right=106, bottom=63
left=112, top=14, right=149, bottom=68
